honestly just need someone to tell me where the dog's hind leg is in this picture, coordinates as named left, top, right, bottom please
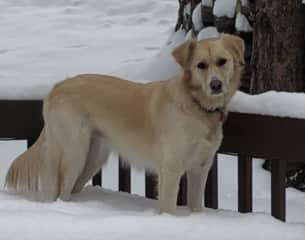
left=72, top=135, right=110, bottom=194
left=38, top=131, right=62, bottom=202
left=58, top=124, right=91, bottom=201
left=44, top=109, right=92, bottom=201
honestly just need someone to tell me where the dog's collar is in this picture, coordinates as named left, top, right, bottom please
left=192, top=97, right=226, bottom=122
left=205, top=107, right=223, bottom=114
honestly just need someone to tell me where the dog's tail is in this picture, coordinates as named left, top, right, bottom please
left=5, top=129, right=45, bottom=197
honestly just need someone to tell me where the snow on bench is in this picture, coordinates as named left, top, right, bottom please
left=228, top=91, right=305, bottom=120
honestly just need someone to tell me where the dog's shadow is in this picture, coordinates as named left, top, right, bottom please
left=72, top=186, right=190, bottom=216
left=72, top=186, right=156, bottom=213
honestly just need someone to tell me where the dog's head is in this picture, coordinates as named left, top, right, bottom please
left=172, top=34, right=245, bottom=111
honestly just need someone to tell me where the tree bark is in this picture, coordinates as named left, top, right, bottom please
left=249, top=1, right=305, bottom=191
left=250, top=0, right=305, bottom=93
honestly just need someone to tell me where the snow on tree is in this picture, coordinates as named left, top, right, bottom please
left=175, top=0, right=254, bottom=92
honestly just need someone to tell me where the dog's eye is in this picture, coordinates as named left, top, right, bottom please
left=216, top=58, right=227, bottom=67
left=197, top=62, right=207, bottom=70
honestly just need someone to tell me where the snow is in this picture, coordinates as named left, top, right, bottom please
left=185, top=30, right=193, bottom=41
left=0, top=142, right=305, bottom=240
left=241, top=0, right=250, bottom=7
left=197, top=27, right=219, bottom=40
left=1, top=186, right=305, bottom=240
left=0, top=0, right=178, bottom=99
left=213, top=0, right=237, bottom=18
left=137, top=29, right=185, bottom=82
left=235, top=12, right=253, bottom=32
left=228, top=91, right=305, bottom=119
left=202, top=0, right=213, bottom=7
left=192, top=3, right=203, bottom=32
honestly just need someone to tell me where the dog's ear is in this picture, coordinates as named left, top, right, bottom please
left=172, top=40, right=196, bottom=68
left=221, top=34, right=245, bottom=66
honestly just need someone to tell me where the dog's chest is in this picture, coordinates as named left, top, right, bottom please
left=164, top=112, right=223, bottom=168
left=177, top=112, right=222, bottom=141
left=187, top=121, right=221, bottom=165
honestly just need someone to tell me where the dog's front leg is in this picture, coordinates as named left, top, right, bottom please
left=158, top=167, right=183, bottom=214
left=187, top=161, right=213, bottom=212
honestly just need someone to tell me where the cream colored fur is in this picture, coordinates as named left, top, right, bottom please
left=5, top=34, right=244, bottom=213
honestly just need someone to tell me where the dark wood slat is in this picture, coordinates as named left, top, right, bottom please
left=118, top=156, right=131, bottom=193
left=0, top=100, right=43, bottom=139
left=271, top=159, right=286, bottom=221
left=92, top=170, right=102, bottom=186
left=177, top=174, right=187, bottom=206
left=204, top=155, right=218, bottom=209
left=145, top=172, right=158, bottom=199
left=238, top=155, right=253, bottom=213
left=27, top=138, right=37, bottom=148
left=221, top=113, right=305, bottom=162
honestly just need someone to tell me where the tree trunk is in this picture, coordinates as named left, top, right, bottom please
left=250, top=0, right=305, bottom=93
left=250, top=1, right=305, bottom=192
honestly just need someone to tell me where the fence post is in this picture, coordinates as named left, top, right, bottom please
left=204, top=155, right=218, bottom=209
left=118, top=156, right=131, bottom=193
left=238, top=155, right=253, bottom=213
left=271, top=159, right=286, bottom=221
left=177, top=174, right=187, bottom=206
left=27, top=138, right=36, bottom=148
left=92, top=170, right=102, bottom=186
left=145, top=172, right=158, bottom=199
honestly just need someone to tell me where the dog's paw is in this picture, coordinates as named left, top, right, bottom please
left=158, top=206, right=177, bottom=215
left=189, top=205, right=204, bottom=213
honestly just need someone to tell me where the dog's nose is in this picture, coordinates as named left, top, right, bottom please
left=210, top=78, right=223, bottom=94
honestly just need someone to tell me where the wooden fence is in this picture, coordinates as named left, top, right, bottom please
left=1, top=100, right=305, bottom=222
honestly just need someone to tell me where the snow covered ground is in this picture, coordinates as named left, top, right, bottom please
left=1, top=142, right=305, bottom=240
left=1, top=186, right=305, bottom=240
left=0, top=0, right=305, bottom=239
left=1, top=185, right=305, bottom=240
left=0, top=0, right=178, bottom=99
